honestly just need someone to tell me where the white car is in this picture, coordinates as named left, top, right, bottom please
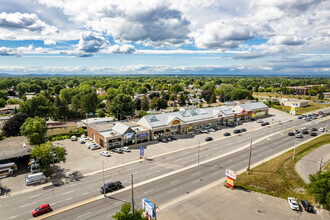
left=121, top=147, right=131, bottom=152
left=288, top=197, right=299, bottom=210
left=208, top=128, right=215, bottom=132
left=71, top=135, right=77, bottom=141
left=256, top=119, right=263, bottom=123
left=87, top=142, right=97, bottom=149
left=85, top=141, right=94, bottom=147
left=319, top=127, right=325, bottom=132
left=200, top=129, right=208, bottom=133
left=90, top=144, right=101, bottom=150
left=80, top=137, right=91, bottom=144
left=100, top=151, right=110, bottom=157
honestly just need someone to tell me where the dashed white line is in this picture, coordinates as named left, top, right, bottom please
left=76, top=212, right=91, bottom=218
left=193, top=172, right=201, bottom=176
left=65, top=184, right=77, bottom=188
left=20, top=201, right=36, bottom=208
left=50, top=203, right=57, bottom=206
left=9, top=215, right=18, bottom=219
left=65, top=197, right=73, bottom=201
left=83, top=192, right=89, bottom=196
left=240, top=155, right=245, bottom=158
left=29, top=193, right=44, bottom=199
left=211, top=172, right=218, bottom=176
left=144, top=189, right=154, bottom=194
left=168, top=189, right=178, bottom=194
left=170, top=180, right=180, bottom=185
left=62, top=190, right=75, bottom=195
left=192, top=179, right=200, bottom=184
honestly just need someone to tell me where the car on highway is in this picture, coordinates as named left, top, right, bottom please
left=32, top=204, right=52, bottom=217
left=296, top=133, right=303, bottom=138
left=261, top=122, right=269, bottom=126
left=311, top=127, right=317, bottom=131
left=310, top=131, right=318, bottom=136
left=100, top=151, right=110, bottom=157
left=200, top=129, right=209, bottom=133
left=302, top=129, right=309, bottom=134
left=256, top=119, right=263, bottom=123
left=111, top=148, right=123, bottom=154
left=240, top=128, right=247, bottom=132
left=319, top=127, right=325, bottom=132
left=301, top=200, right=314, bottom=213
left=99, top=181, right=122, bottom=194
left=288, top=132, right=295, bottom=136
left=293, top=129, right=300, bottom=134
left=288, top=197, right=299, bottom=211
left=121, top=147, right=131, bottom=152
left=205, top=137, right=213, bottom=141
left=224, top=132, right=231, bottom=136
left=233, top=129, right=241, bottom=134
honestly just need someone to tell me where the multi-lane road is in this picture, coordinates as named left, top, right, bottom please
left=0, top=115, right=329, bottom=219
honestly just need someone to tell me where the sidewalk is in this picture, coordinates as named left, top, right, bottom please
left=295, top=144, right=330, bottom=183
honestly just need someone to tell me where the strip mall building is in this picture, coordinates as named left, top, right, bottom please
left=87, top=102, right=268, bottom=150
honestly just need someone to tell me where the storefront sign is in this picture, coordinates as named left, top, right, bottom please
left=225, top=169, right=237, bottom=180
left=226, top=177, right=234, bottom=188
left=171, top=120, right=180, bottom=125
left=137, top=133, right=148, bottom=138
left=123, top=132, right=135, bottom=139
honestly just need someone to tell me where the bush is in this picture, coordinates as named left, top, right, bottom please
left=48, top=127, right=86, bottom=142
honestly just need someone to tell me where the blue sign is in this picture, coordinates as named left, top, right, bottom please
left=137, top=133, right=148, bottom=138
left=140, top=146, right=144, bottom=156
left=142, top=198, right=155, bottom=218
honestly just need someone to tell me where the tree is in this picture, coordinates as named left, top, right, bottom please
left=108, top=94, right=135, bottom=120
left=20, top=116, right=47, bottom=145
left=19, top=95, right=55, bottom=118
left=149, top=97, right=167, bottom=110
left=231, top=89, right=253, bottom=101
left=54, top=96, right=69, bottom=120
left=209, top=92, right=216, bottom=103
left=81, top=92, right=98, bottom=114
left=202, top=82, right=215, bottom=91
left=0, top=98, right=5, bottom=107
left=139, top=110, right=148, bottom=118
left=112, top=203, right=145, bottom=220
left=96, top=108, right=106, bottom=117
left=134, top=98, right=141, bottom=111
left=201, top=90, right=213, bottom=103
left=141, top=95, right=149, bottom=111
left=149, top=92, right=160, bottom=99
left=2, top=113, right=28, bottom=137
left=118, top=84, right=134, bottom=96
left=31, top=142, right=67, bottom=175
left=318, top=92, right=324, bottom=100
left=170, top=84, right=183, bottom=93
left=308, top=170, right=330, bottom=210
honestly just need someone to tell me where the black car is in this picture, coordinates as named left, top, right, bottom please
left=288, top=132, right=295, bottom=136
left=311, top=127, right=317, bottom=131
left=310, top=132, right=318, bottom=136
left=240, top=128, right=247, bottom=132
left=261, top=122, right=269, bottom=126
left=227, top=123, right=234, bottom=127
left=158, top=138, right=168, bottom=143
left=168, top=136, right=177, bottom=140
left=233, top=129, right=241, bottom=134
left=302, top=130, right=309, bottom=134
left=205, top=137, right=213, bottom=141
left=165, top=137, right=172, bottom=141
left=301, top=200, right=314, bottom=213
left=100, top=181, right=122, bottom=194
left=224, top=132, right=231, bottom=136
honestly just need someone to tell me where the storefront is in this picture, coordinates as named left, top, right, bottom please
left=123, top=132, right=135, bottom=146
left=137, top=133, right=148, bottom=143
left=108, top=138, right=121, bottom=149
left=186, top=126, right=194, bottom=134
left=153, top=130, right=165, bottom=139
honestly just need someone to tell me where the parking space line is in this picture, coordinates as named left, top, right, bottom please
left=65, top=197, right=73, bottom=201
left=29, top=193, right=44, bottom=199
left=9, top=215, right=18, bottom=219
left=193, top=172, right=201, bottom=176
left=168, top=189, right=178, bottom=193
left=192, top=179, right=200, bottom=184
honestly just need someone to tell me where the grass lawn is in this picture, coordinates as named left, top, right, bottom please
left=271, top=102, right=330, bottom=115
left=234, top=134, right=330, bottom=205
left=253, top=92, right=324, bottom=101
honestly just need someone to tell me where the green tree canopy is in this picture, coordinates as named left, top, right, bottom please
left=19, top=95, right=55, bottom=118
left=141, top=95, right=149, bottom=111
left=112, top=203, right=145, bottom=220
left=3, top=112, right=28, bottom=137
left=20, top=116, right=47, bottom=145
left=149, top=97, right=168, bottom=110
left=308, top=170, right=330, bottom=210
left=108, top=94, right=135, bottom=120
left=231, top=89, right=253, bottom=101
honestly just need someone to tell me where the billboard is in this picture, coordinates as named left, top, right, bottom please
left=142, top=197, right=155, bottom=218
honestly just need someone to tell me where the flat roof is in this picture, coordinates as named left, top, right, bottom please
left=47, top=122, right=78, bottom=128
left=81, top=117, right=113, bottom=125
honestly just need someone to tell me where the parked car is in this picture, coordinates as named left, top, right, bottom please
left=233, top=129, right=241, bottom=134
left=200, top=129, right=209, bottom=133
left=80, top=137, right=91, bottom=144
left=90, top=144, right=101, bottom=150
left=71, top=135, right=77, bottom=141
left=32, top=204, right=52, bottom=217
left=256, top=119, right=263, bottom=123
left=288, top=132, right=295, bottom=136
left=208, top=128, right=216, bottom=132
left=296, top=133, right=303, bottom=138
left=319, top=127, right=325, bottom=132
left=99, top=181, right=122, bottom=194
left=121, top=147, right=131, bottom=152
left=87, top=142, right=98, bottom=149
left=112, top=148, right=123, bottom=154
left=311, top=127, right=317, bottom=131
left=298, top=115, right=304, bottom=119
left=100, top=151, right=110, bottom=157
left=205, top=137, right=213, bottom=141
left=288, top=197, right=299, bottom=211
left=240, top=128, right=247, bottom=132
left=293, top=129, right=300, bottom=134
left=224, top=132, right=231, bottom=136
left=301, top=200, right=314, bottom=213
left=305, top=118, right=311, bottom=122
left=158, top=138, right=168, bottom=143
left=310, top=131, right=318, bottom=136
left=213, top=127, right=219, bottom=131
left=168, top=136, right=177, bottom=140
left=261, top=122, right=269, bottom=126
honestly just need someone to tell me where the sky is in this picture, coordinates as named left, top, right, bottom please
left=0, top=0, right=330, bottom=76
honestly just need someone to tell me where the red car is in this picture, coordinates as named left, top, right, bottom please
left=32, top=204, right=52, bottom=217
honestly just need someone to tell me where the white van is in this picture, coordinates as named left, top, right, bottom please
left=25, top=173, right=47, bottom=186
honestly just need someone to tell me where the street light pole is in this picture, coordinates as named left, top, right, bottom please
left=247, top=137, right=253, bottom=172
left=131, top=174, right=135, bottom=215
left=293, top=141, right=299, bottom=159
left=319, top=158, right=323, bottom=172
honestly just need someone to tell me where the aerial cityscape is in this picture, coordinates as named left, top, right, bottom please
left=0, top=1, right=329, bottom=220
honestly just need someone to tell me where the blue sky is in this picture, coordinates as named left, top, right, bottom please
left=0, top=0, right=330, bottom=75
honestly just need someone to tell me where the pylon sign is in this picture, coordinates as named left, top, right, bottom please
left=225, top=169, right=236, bottom=189
left=226, top=177, right=234, bottom=188
left=142, top=197, right=155, bottom=219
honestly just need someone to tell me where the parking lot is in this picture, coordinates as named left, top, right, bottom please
left=1, top=108, right=296, bottom=195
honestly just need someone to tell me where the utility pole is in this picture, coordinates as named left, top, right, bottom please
left=293, top=141, right=298, bottom=160
left=131, top=174, right=135, bottom=215
left=319, top=158, right=323, bottom=172
left=102, top=160, right=105, bottom=197
left=198, top=140, right=200, bottom=166
left=154, top=203, right=157, bottom=220
left=247, top=137, right=253, bottom=172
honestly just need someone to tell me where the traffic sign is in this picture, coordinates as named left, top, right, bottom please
left=140, top=146, right=144, bottom=157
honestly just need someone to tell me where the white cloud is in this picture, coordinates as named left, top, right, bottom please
left=0, top=47, right=17, bottom=56
left=44, top=39, right=56, bottom=45
left=105, top=44, right=136, bottom=54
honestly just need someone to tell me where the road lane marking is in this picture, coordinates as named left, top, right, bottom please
left=227, top=159, right=233, bottom=163
left=65, top=184, right=77, bottom=188
left=144, top=189, right=154, bottom=194
left=192, top=179, right=200, bottom=184
left=170, top=180, right=180, bottom=185
left=29, top=193, right=44, bottom=198
left=20, top=201, right=36, bottom=208
left=76, top=212, right=91, bottom=218
left=168, top=189, right=178, bottom=193
left=65, top=197, right=73, bottom=201
left=51, top=203, right=57, bottom=206
left=9, top=215, right=18, bottom=219
left=211, top=172, right=218, bottom=176
left=193, top=172, right=201, bottom=176
left=62, top=190, right=75, bottom=195
left=83, top=192, right=89, bottom=195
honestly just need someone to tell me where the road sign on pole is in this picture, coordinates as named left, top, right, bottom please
left=140, top=146, right=144, bottom=157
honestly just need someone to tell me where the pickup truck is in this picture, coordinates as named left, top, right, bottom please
left=99, top=181, right=122, bottom=194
